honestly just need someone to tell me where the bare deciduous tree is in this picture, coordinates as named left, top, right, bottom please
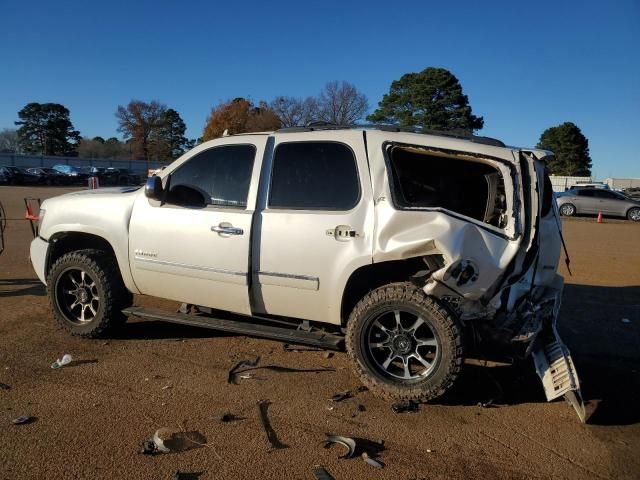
left=0, top=128, right=20, bottom=153
left=269, top=96, right=319, bottom=127
left=317, top=81, right=368, bottom=125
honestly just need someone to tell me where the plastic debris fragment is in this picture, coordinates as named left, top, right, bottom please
left=51, top=354, right=73, bottom=369
left=323, top=435, right=356, bottom=458
left=362, top=452, right=384, bottom=469
left=12, top=416, right=35, bottom=425
left=142, top=427, right=208, bottom=454
left=312, top=465, right=335, bottom=480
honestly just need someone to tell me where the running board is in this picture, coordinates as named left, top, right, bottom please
left=122, top=306, right=344, bottom=350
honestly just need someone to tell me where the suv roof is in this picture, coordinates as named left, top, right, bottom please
left=226, top=124, right=552, bottom=158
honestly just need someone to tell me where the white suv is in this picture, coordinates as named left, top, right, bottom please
left=30, top=126, right=584, bottom=419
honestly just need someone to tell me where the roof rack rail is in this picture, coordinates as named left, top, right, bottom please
left=274, top=123, right=505, bottom=148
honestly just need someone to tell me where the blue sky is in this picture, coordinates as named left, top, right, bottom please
left=1, top=0, right=638, bottom=179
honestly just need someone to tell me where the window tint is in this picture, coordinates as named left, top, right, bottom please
left=169, top=144, right=256, bottom=207
left=269, top=142, right=360, bottom=210
left=577, top=189, right=595, bottom=197
left=593, top=190, right=617, bottom=199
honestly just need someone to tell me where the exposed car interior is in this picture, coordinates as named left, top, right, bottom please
left=386, top=145, right=508, bottom=228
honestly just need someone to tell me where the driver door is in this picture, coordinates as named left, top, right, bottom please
left=128, top=137, right=266, bottom=315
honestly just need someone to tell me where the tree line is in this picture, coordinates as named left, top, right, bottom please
left=3, top=68, right=591, bottom=175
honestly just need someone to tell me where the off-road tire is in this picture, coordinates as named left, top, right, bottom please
left=47, top=249, right=132, bottom=338
left=560, top=203, right=576, bottom=217
left=345, top=282, right=464, bottom=403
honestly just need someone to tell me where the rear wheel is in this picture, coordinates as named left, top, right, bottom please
left=628, top=207, right=640, bottom=222
left=560, top=203, right=576, bottom=216
left=47, top=249, right=132, bottom=338
left=346, top=282, right=464, bottom=403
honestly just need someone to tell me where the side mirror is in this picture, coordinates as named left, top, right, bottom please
left=144, top=176, right=164, bottom=200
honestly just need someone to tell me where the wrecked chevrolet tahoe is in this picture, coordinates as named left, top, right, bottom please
left=30, top=126, right=584, bottom=420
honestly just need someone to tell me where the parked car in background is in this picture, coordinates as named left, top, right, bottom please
left=623, top=187, right=640, bottom=200
left=103, top=168, right=143, bottom=186
left=27, top=167, right=70, bottom=185
left=52, top=165, right=90, bottom=184
left=0, top=167, right=9, bottom=184
left=572, top=182, right=610, bottom=190
left=1, top=166, right=42, bottom=185
left=557, top=188, right=640, bottom=221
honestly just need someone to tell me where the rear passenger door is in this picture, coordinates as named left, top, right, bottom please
left=592, top=190, right=625, bottom=215
left=254, top=132, right=373, bottom=325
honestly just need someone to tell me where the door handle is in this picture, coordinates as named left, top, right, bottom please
left=211, top=224, right=244, bottom=235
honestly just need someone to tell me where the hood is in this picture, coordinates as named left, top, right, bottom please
left=64, top=186, right=141, bottom=196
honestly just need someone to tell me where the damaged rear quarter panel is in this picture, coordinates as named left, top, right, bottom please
left=366, top=131, right=525, bottom=302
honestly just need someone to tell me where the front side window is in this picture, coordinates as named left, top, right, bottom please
left=269, top=141, right=360, bottom=210
left=577, top=189, right=595, bottom=197
left=169, top=144, right=256, bottom=208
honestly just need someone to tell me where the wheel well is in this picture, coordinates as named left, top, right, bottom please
left=47, top=233, right=116, bottom=276
left=341, top=257, right=429, bottom=325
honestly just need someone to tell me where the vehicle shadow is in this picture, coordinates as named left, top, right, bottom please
left=112, top=319, right=230, bottom=340
left=435, top=284, right=640, bottom=426
left=0, top=278, right=46, bottom=297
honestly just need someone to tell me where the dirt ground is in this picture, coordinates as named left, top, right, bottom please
left=1, top=186, right=639, bottom=480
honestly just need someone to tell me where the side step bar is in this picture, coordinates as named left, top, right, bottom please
left=122, top=306, right=344, bottom=350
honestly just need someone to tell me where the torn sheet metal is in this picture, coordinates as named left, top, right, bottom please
left=532, top=328, right=585, bottom=422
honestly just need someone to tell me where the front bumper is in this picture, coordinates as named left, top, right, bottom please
left=30, top=237, right=48, bottom=284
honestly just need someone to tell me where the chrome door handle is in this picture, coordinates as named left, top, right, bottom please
left=211, top=225, right=244, bottom=235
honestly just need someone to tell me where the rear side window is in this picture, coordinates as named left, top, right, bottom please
left=170, top=144, right=256, bottom=208
left=269, top=142, right=360, bottom=210
left=386, top=145, right=508, bottom=228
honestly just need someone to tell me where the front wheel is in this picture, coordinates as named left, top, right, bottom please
left=560, top=203, right=576, bottom=216
left=47, top=249, right=132, bottom=338
left=346, top=283, right=464, bottom=403
left=627, top=207, right=640, bottom=222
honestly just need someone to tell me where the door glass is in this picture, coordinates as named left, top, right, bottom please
left=169, top=144, right=256, bottom=208
left=269, top=142, right=360, bottom=210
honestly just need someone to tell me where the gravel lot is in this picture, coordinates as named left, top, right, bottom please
left=1, top=186, right=639, bottom=480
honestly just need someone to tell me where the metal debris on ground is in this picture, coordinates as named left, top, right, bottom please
left=219, top=412, right=244, bottom=423
left=12, top=416, right=35, bottom=425
left=362, top=452, right=384, bottom=469
left=391, top=400, right=421, bottom=414
left=323, top=435, right=356, bottom=458
left=312, top=465, right=335, bottom=480
left=142, top=427, right=208, bottom=454
left=351, top=404, right=366, bottom=417
left=283, top=343, right=323, bottom=352
left=50, top=354, right=73, bottom=369
left=161, top=384, right=172, bottom=390
left=227, top=356, right=261, bottom=384
left=330, top=385, right=368, bottom=402
left=0, top=382, right=10, bottom=390
left=256, top=400, right=287, bottom=449
left=239, top=374, right=254, bottom=380
left=171, top=471, right=203, bottom=480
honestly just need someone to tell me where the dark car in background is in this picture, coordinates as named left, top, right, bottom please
left=103, top=168, right=143, bottom=186
left=52, top=164, right=90, bottom=185
left=557, top=188, right=640, bottom=221
left=0, top=166, right=42, bottom=185
left=27, top=167, right=70, bottom=185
